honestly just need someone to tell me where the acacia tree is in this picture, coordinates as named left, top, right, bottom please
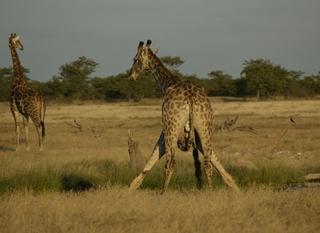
left=56, top=56, right=98, bottom=99
left=208, top=70, right=236, bottom=96
left=160, top=56, right=184, bottom=75
left=240, top=58, right=292, bottom=98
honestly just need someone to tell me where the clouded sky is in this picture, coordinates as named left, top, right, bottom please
left=1, top=0, right=319, bottom=81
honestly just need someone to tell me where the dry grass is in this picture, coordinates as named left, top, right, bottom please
left=1, top=188, right=320, bottom=233
left=0, top=99, right=320, bottom=232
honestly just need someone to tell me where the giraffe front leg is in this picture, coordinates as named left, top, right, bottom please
left=129, top=132, right=165, bottom=190
left=23, top=117, right=30, bottom=151
left=31, top=114, right=44, bottom=152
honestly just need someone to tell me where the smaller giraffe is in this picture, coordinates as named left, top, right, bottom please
left=128, top=40, right=240, bottom=193
left=9, top=33, right=46, bottom=151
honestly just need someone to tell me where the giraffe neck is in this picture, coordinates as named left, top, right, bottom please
left=9, top=43, right=26, bottom=87
left=148, top=50, right=181, bottom=93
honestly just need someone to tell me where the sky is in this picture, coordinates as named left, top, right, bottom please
left=0, top=0, right=319, bottom=82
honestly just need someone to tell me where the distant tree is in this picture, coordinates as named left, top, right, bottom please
left=102, top=73, right=130, bottom=101
left=240, top=58, right=292, bottom=98
left=38, top=76, right=64, bottom=99
left=208, top=70, right=236, bottom=96
left=160, top=56, right=184, bottom=75
left=298, top=74, right=320, bottom=96
left=100, top=72, right=157, bottom=102
left=55, top=56, right=98, bottom=99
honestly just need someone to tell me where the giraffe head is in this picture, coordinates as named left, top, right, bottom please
left=128, top=40, right=153, bottom=80
left=9, top=33, right=24, bottom=50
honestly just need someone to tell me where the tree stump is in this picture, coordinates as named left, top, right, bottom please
left=128, top=130, right=145, bottom=175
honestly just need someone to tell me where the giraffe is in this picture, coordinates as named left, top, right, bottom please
left=8, top=33, right=46, bottom=152
left=128, top=40, right=240, bottom=193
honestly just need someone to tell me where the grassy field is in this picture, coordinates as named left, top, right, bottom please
left=0, top=99, right=320, bottom=232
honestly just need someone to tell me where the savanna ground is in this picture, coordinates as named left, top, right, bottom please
left=0, top=99, right=320, bottom=233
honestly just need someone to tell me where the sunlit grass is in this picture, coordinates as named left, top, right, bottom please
left=1, top=158, right=318, bottom=194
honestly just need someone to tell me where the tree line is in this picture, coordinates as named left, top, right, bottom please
left=1, top=56, right=319, bottom=102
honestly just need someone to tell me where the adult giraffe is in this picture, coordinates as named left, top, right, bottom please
left=128, top=40, right=240, bottom=193
left=8, top=33, right=46, bottom=151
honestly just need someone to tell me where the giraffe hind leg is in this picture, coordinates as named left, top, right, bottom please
left=162, top=150, right=175, bottom=194
left=194, top=129, right=211, bottom=188
left=162, top=134, right=177, bottom=194
left=40, top=98, right=46, bottom=147
left=23, top=116, right=30, bottom=151
left=193, top=148, right=203, bottom=189
left=30, top=116, right=44, bottom=152
left=203, top=154, right=213, bottom=189
left=36, top=123, right=44, bottom=152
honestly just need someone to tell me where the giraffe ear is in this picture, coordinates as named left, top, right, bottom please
left=146, top=40, right=152, bottom=47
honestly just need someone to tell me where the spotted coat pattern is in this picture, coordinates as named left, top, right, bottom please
left=129, top=41, right=240, bottom=193
left=9, top=33, right=46, bottom=151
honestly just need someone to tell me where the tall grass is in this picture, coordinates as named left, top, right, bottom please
left=0, top=158, right=318, bottom=194
left=1, top=186, right=320, bottom=233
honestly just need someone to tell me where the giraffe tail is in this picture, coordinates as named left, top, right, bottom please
left=40, top=98, right=46, bottom=139
left=41, top=121, right=45, bottom=138
left=187, top=99, right=194, bottom=150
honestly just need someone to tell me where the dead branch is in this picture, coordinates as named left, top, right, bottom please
left=64, top=119, right=105, bottom=139
left=231, top=126, right=258, bottom=135
left=87, top=125, right=105, bottom=140
left=269, top=117, right=296, bottom=153
left=64, top=119, right=83, bottom=132
left=214, top=115, right=257, bottom=134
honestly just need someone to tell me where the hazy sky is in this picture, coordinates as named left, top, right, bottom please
left=1, top=0, right=319, bottom=81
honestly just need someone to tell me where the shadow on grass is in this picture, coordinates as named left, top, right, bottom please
left=60, top=175, right=94, bottom=192
left=0, top=145, right=15, bottom=152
